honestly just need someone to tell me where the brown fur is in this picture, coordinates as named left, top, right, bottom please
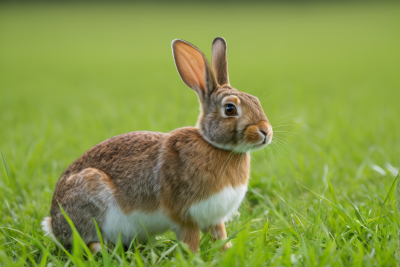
left=46, top=37, right=272, bottom=253
left=52, top=131, right=163, bottom=214
left=160, top=127, right=250, bottom=226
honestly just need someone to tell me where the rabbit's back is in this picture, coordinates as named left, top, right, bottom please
left=52, top=131, right=165, bottom=211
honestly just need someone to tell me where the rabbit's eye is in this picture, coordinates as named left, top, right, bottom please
left=225, top=104, right=237, bottom=116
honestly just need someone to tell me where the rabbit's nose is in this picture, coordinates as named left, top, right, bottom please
left=257, top=121, right=270, bottom=137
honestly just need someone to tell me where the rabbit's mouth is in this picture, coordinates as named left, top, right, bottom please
left=251, top=132, right=273, bottom=151
left=262, top=129, right=273, bottom=146
left=241, top=121, right=272, bottom=151
left=228, top=124, right=273, bottom=153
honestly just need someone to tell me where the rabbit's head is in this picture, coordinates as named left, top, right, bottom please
left=172, top=37, right=272, bottom=153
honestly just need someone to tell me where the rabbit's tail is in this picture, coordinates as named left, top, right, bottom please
left=41, top=217, right=53, bottom=236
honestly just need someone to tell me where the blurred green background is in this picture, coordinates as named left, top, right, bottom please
left=1, top=2, right=400, bottom=266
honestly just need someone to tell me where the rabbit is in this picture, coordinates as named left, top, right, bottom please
left=42, top=37, right=273, bottom=254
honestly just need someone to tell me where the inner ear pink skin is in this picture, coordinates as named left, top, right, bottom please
left=173, top=41, right=206, bottom=94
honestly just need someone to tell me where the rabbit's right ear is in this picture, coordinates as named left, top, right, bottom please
left=172, top=39, right=217, bottom=99
left=212, top=37, right=229, bottom=86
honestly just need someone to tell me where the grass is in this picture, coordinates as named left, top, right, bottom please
left=1, top=2, right=400, bottom=266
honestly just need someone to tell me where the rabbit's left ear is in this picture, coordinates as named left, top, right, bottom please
left=212, top=37, right=229, bottom=86
left=172, top=39, right=217, bottom=99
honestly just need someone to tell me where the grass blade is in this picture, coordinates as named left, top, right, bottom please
left=1, top=149, right=32, bottom=235
left=378, top=170, right=400, bottom=229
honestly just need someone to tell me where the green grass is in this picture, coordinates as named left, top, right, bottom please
left=1, top=2, right=400, bottom=266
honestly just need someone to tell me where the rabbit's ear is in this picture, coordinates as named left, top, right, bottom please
left=172, top=39, right=217, bottom=98
left=212, top=37, right=229, bottom=86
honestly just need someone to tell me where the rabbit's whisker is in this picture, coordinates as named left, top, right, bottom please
left=271, top=144, right=283, bottom=167
left=258, top=91, right=275, bottom=101
left=273, top=136, right=293, bottom=149
left=262, top=146, right=272, bottom=166
left=257, top=90, right=270, bottom=101
left=272, top=144, right=291, bottom=159
left=260, top=95, right=277, bottom=103
left=273, top=133, right=296, bottom=137
left=271, top=117, right=297, bottom=126
left=272, top=140, right=292, bottom=159
left=266, top=145, right=278, bottom=168
left=270, top=142, right=285, bottom=159
left=270, top=144, right=284, bottom=166
left=270, top=113, right=296, bottom=123
left=272, top=124, right=297, bottom=128
left=273, top=131, right=297, bottom=135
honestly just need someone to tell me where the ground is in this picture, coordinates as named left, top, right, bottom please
left=0, top=2, right=400, bottom=266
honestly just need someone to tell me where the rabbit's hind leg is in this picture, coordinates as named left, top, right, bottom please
left=50, top=168, right=116, bottom=249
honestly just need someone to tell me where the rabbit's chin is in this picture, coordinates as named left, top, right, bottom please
left=204, top=137, right=272, bottom=153
left=233, top=134, right=273, bottom=153
left=234, top=142, right=270, bottom=153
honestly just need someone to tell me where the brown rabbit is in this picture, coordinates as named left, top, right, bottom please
left=42, top=37, right=273, bottom=254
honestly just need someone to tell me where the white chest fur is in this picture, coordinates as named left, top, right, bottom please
left=189, top=184, right=247, bottom=229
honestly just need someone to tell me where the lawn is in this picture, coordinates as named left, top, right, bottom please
left=1, top=2, right=400, bottom=266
